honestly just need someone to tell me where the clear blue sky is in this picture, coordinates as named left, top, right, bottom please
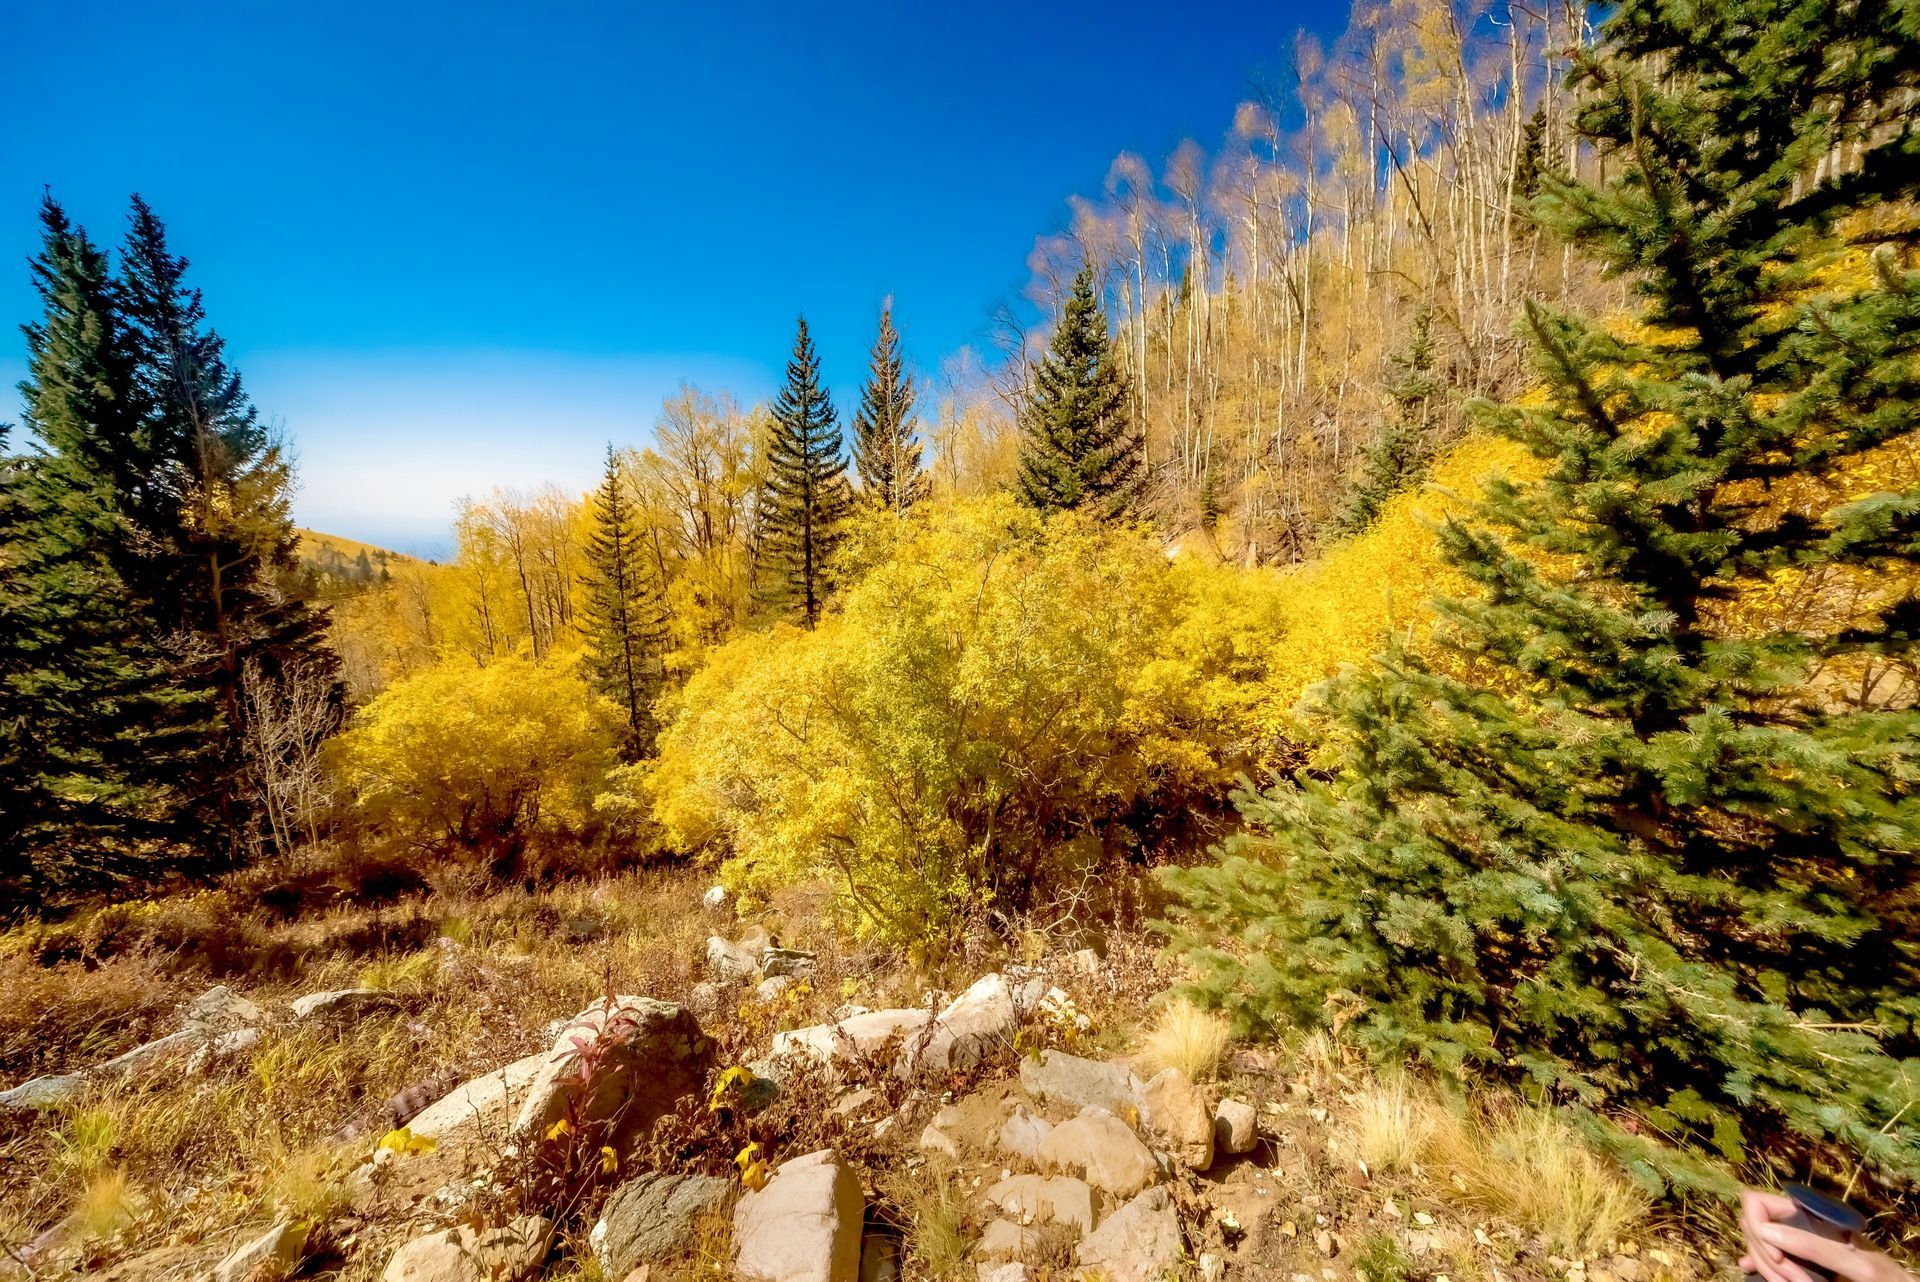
left=2, top=0, right=1337, bottom=553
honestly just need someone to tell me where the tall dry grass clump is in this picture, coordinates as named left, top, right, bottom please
left=1139, top=998, right=1232, bottom=1081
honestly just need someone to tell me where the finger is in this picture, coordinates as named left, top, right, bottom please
left=1761, top=1224, right=1867, bottom=1281
left=1743, top=1191, right=1799, bottom=1220
left=1746, top=1238, right=1809, bottom=1282
left=1742, top=1204, right=1786, bottom=1268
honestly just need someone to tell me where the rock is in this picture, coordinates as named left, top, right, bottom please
left=289, top=989, right=402, bottom=1023
left=0, top=1073, right=86, bottom=1112
left=98, top=1029, right=202, bottom=1076
left=1020, top=1051, right=1143, bottom=1116
left=1067, top=948, right=1102, bottom=978
left=408, top=1052, right=549, bottom=1142
left=917, top=1117, right=960, bottom=1160
left=761, top=947, right=817, bottom=979
left=707, top=936, right=758, bottom=984
left=688, top=981, right=730, bottom=1022
left=184, top=1026, right=266, bottom=1074
left=514, top=997, right=712, bottom=1146
left=591, top=1172, right=732, bottom=1279
left=985, top=1173, right=1098, bottom=1235
left=756, top=976, right=796, bottom=1003
left=974, top=1220, right=1042, bottom=1262
left=185, top=985, right=267, bottom=1030
left=1076, top=1187, right=1182, bottom=1282
left=903, top=973, right=1016, bottom=1074
left=733, top=1149, right=864, bottom=1282
left=702, top=885, right=731, bottom=910
left=978, top=1265, right=1030, bottom=1282
left=773, top=1009, right=933, bottom=1065
left=738, top=924, right=774, bottom=957
left=1213, top=1098, right=1257, bottom=1155
left=1038, top=1108, right=1157, bottom=1198
left=1140, top=1067, right=1214, bottom=1171
left=380, top=1216, right=552, bottom=1282
left=210, top=1220, right=306, bottom=1282
left=998, top=1104, right=1053, bottom=1164
left=834, top=1088, right=878, bottom=1117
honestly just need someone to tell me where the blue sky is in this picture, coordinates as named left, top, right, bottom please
left=3, top=0, right=1338, bottom=553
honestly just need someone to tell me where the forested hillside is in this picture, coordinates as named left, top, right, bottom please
left=3, top=0, right=1919, bottom=1279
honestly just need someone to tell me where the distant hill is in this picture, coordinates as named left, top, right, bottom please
left=294, top=528, right=421, bottom=599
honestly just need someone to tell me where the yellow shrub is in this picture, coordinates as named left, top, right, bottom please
left=329, top=653, right=617, bottom=864
left=638, top=495, right=1277, bottom=949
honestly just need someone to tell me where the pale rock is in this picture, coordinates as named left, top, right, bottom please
left=773, top=1009, right=933, bottom=1064
left=514, top=997, right=712, bottom=1146
left=1038, top=1108, right=1156, bottom=1197
left=98, top=1028, right=201, bottom=1076
left=702, top=885, right=730, bottom=910
left=974, top=1220, right=1043, bottom=1262
left=738, top=924, right=774, bottom=958
left=1200, top=1252, right=1225, bottom=1282
left=978, top=1265, right=1029, bottom=1282
left=918, top=1116, right=961, bottom=1160
left=1019, top=1050, right=1142, bottom=1115
left=1067, top=948, right=1102, bottom=978
left=184, top=1026, right=266, bottom=1074
left=833, top=1087, right=878, bottom=1117
left=761, top=947, right=817, bottom=979
left=997, top=1104, right=1053, bottom=1165
left=380, top=1216, right=551, bottom=1282
left=289, top=989, right=402, bottom=1023
left=0, top=1073, right=86, bottom=1111
left=1140, top=1068, right=1214, bottom=1171
left=688, top=981, right=730, bottom=1022
left=732, top=1149, right=864, bottom=1282
left=185, top=985, right=267, bottom=1030
left=210, top=1220, right=306, bottom=1282
left=903, top=974, right=1016, bottom=1074
left=985, top=1173, right=1098, bottom=1235
left=591, top=1172, right=732, bottom=1279
left=756, top=976, right=796, bottom=1003
left=408, top=1052, right=549, bottom=1142
left=1075, top=1187, right=1183, bottom=1282
left=707, top=936, right=758, bottom=984
left=1213, top=1098, right=1257, bottom=1155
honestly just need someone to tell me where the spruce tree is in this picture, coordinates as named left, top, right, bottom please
left=760, top=317, right=851, bottom=626
left=4, top=197, right=202, bottom=898
left=850, top=304, right=927, bottom=513
left=1336, top=306, right=1443, bottom=535
left=1016, top=263, right=1141, bottom=519
left=117, top=195, right=339, bottom=849
left=582, top=445, right=669, bottom=759
left=1164, top=0, right=1920, bottom=1201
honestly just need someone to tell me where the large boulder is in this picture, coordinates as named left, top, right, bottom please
left=514, top=997, right=712, bottom=1146
left=380, top=1217, right=552, bottom=1282
left=289, top=989, right=404, bottom=1023
left=407, top=1052, right=549, bottom=1142
left=591, top=1172, right=732, bottom=1278
left=1075, top=1187, right=1182, bottom=1282
left=1038, top=1108, right=1157, bottom=1198
left=903, top=974, right=1016, bottom=1074
left=1019, top=1051, right=1142, bottom=1116
left=733, top=1149, right=864, bottom=1282
left=760, top=946, right=817, bottom=979
left=707, top=937, right=758, bottom=984
left=984, top=1174, right=1098, bottom=1235
left=210, top=1220, right=306, bottom=1282
left=998, top=1105, right=1053, bottom=1165
left=1140, top=1068, right=1214, bottom=1171
left=773, top=1009, right=934, bottom=1065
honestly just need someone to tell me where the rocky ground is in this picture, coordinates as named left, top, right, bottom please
left=0, top=876, right=1735, bottom=1282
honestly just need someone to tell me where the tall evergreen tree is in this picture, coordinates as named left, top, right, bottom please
left=117, top=195, right=339, bottom=847
left=850, top=304, right=927, bottom=513
left=3, top=197, right=201, bottom=900
left=1336, top=305, right=1443, bottom=535
left=760, top=317, right=851, bottom=626
left=1016, top=263, right=1141, bottom=519
left=1165, top=0, right=1920, bottom=1202
left=582, top=445, right=669, bottom=760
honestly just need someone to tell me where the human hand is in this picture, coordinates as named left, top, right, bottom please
left=1740, top=1188, right=1912, bottom=1282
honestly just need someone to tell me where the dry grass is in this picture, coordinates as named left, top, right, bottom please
left=1138, top=997, right=1231, bottom=1081
left=884, top=1163, right=971, bottom=1282
left=1345, top=1074, right=1650, bottom=1256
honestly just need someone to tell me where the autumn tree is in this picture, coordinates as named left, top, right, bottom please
left=760, top=317, right=851, bottom=625
left=582, top=445, right=669, bottom=759
left=850, top=304, right=926, bottom=513
left=1016, top=263, right=1142, bottom=519
left=1164, top=0, right=1920, bottom=1201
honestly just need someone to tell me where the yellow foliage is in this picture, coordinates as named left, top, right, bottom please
left=639, top=494, right=1282, bottom=948
left=327, top=653, right=617, bottom=860
left=375, top=1127, right=435, bottom=1156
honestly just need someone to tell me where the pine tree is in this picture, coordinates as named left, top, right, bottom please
left=850, top=304, right=927, bottom=513
left=0, top=419, right=34, bottom=906
left=1513, top=104, right=1550, bottom=206
left=4, top=196, right=202, bottom=898
left=1164, top=0, right=1920, bottom=1202
left=582, top=445, right=669, bottom=760
left=1336, top=306, right=1443, bottom=535
left=1016, top=263, right=1141, bottom=519
left=760, top=317, right=851, bottom=625
left=117, top=195, right=340, bottom=850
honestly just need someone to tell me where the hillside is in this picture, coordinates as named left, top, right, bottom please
left=294, top=529, right=421, bottom=599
